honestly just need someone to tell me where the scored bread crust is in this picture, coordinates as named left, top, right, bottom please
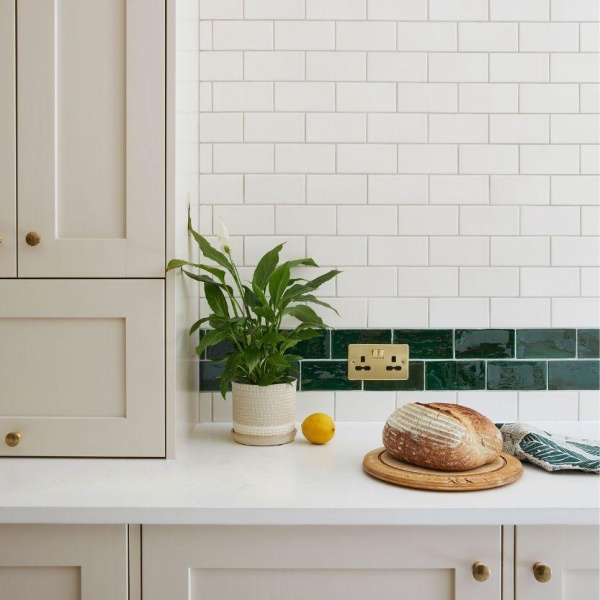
left=382, top=402, right=503, bottom=471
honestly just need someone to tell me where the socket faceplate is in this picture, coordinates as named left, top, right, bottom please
left=347, top=344, right=409, bottom=381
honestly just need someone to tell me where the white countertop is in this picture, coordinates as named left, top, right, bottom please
left=0, top=422, right=598, bottom=526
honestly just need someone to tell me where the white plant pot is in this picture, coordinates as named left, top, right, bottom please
left=231, top=380, right=297, bottom=446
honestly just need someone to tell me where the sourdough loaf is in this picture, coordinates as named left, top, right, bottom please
left=382, top=403, right=502, bottom=471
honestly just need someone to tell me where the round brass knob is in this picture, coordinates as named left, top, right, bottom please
left=5, top=432, right=22, bottom=447
left=533, top=562, right=552, bottom=583
left=472, top=562, right=491, bottom=582
left=0, top=235, right=3, bottom=244
left=25, top=231, right=42, bottom=246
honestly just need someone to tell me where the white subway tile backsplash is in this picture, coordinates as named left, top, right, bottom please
left=338, top=144, right=397, bottom=174
left=429, top=0, right=488, bottom=21
left=199, top=174, right=243, bottom=203
left=459, top=145, right=519, bottom=175
left=521, top=145, right=580, bottom=175
left=398, top=206, right=458, bottom=235
left=429, top=53, right=488, bottom=82
left=491, top=176, right=550, bottom=205
left=337, top=83, right=396, bottom=112
left=458, top=23, right=518, bottom=52
left=244, top=51, right=304, bottom=81
left=581, top=207, right=600, bottom=235
left=491, top=298, right=551, bottom=327
left=459, top=84, right=519, bottom=113
left=552, top=237, right=600, bottom=266
left=200, top=113, right=243, bottom=142
left=580, top=84, right=600, bottom=113
left=338, top=206, right=398, bottom=235
left=367, top=53, right=427, bottom=82
left=199, top=51, right=242, bottom=80
left=396, top=22, right=457, bottom=51
left=368, top=298, right=429, bottom=327
left=307, top=175, right=367, bottom=204
left=398, top=267, right=458, bottom=297
left=244, top=0, right=304, bottom=19
left=213, top=21, right=273, bottom=50
left=551, top=115, right=600, bottom=144
left=307, top=0, right=366, bottom=20
left=579, top=392, right=600, bottom=421
left=245, top=174, right=305, bottom=204
left=520, top=23, right=579, bottom=52
left=580, top=24, right=600, bottom=52
left=274, top=21, right=335, bottom=50
left=430, top=298, right=490, bottom=327
left=275, top=83, right=335, bottom=112
left=461, top=206, right=520, bottom=235
left=553, top=298, right=600, bottom=326
left=519, top=83, right=579, bottom=113
left=581, top=146, right=600, bottom=175
left=490, top=115, right=549, bottom=144
left=337, top=267, right=397, bottom=297
left=275, top=144, right=336, bottom=173
left=337, top=22, right=396, bottom=51
left=244, top=113, right=305, bottom=142
left=490, top=0, right=549, bottom=22
left=369, top=0, right=427, bottom=20
left=213, top=143, right=273, bottom=173
left=307, top=114, right=366, bottom=143
left=244, top=236, right=305, bottom=265
left=551, top=0, right=600, bottom=22
left=518, top=392, right=579, bottom=421
left=296, top=392, right=335, bottom=423
left=491, top=237, right=551, bottom=266
left=275, top=206, right=336, bottom=235
left=398, top=144, right=458, bottom=174
left=398, top=83, right=458, bottom=113
left=429, top=115, right=488, bottom=144
left=430, top=237, right=489, bottom=265
left=521, top=267, right=580, bottom=296
left=368, top=175, right=429, bottom=204
left=521, top=206, right=581, bottom=235
left=460, top=267, right=520, bottom=296
left=335, top=392, right=396, bottom=422
left=458, top=392, right=518, bottom=422
left=551, top=54, right=600, bottom=82
left=368, top=114, right=427, bottom=143
left=306, top=52, right=367, bottom=82
left=213, top=82, right=273, bottom=111
left=429, top=175, right=489, bottom=204
left=199, top=0, right=243, bottom=19
left=490, top=53, right=550, bottom=83
left=307, top=236, right=368, bottom=266
left=212, top=205, right=274, bottom=234
left=368, top=236, right=429, bottom=265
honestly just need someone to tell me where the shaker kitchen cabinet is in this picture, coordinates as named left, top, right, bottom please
left=142, top=526, right=502, bottom=600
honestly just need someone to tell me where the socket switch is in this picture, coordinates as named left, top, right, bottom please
left=347, top=344, right=409, bottom=381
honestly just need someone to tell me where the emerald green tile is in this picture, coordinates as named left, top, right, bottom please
left=455, top=329, right=514, bottom=359
left=199, top=361, right=224, bottom=392
left=578, top=329, right=600, bottom=359
left=393, top=330, right=453, bottom=359
left=549, top=361, right=600, bottom=390
left=364, top=361, right=424, bottom=392
left=426, top=361, right=485, bottom=391
left=301, top=361, right=361, bottom=391
left=204, top=339, right=237, bottom=360
left=294, top=331, right=330, bottom=359
left=517, top=329, right=576, bottom=359
left=331, top=329, right=391, bottom=359
left=488, top=361, right=546, bottom=391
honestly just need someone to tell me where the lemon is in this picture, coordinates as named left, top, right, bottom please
left=301, top=413, right=335, bottom=445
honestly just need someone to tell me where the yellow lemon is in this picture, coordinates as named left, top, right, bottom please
left=301, top=413, right=335, bottom=445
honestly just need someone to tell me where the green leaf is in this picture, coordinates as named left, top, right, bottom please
left=243, top=348, right=261, bottom=374
left=189, top=317, right=211, bottom=335
left=253, top=244, right=284, bottom=291
left=261, top=332, right=288, bottom=345
left=187, top=210, right=235, bottom=275
left=286, top=258, right=318, bottom=269
left=268, top=263, right=291, bottom=306
left=182, top=269, right=217, bottom=286
left=195, top=329, right=229, bottom=358
left=296, top=294, right=340, bottom=315
left=220, top=352, right=242, bottom=399
left=205, top=282, right=230, bottom=317
left=167, top=259, right=227, bottom=282
left=282, top=270, right=342, bottom=304
left=266, top=354, right=291, bottom=369
left=242, top=285, right=260, bottom=309
left=286, top=305, right=325, bottom=327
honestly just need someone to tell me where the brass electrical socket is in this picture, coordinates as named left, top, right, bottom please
left=347, top=344, right=409, bottom=381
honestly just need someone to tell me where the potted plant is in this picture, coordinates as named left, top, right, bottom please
left=167, top=213, right=340, bottom=446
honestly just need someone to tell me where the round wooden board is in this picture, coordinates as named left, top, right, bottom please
left=363, top=448, right=523, bottom=492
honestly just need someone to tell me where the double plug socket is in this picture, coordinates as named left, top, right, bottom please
left=347, top=344, right=409, bottom=381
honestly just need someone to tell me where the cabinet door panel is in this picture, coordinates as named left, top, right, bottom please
left=17, top=0, right=165, bottom=277
left=0, top=0, right=16, bottom=277
left=143, top=526, right=502, bottom=600
left=0, top=280, right=165, bottom=457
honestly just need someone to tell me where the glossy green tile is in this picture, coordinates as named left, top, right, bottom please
left=549, top=360, right=600, bottom=390
left=426, top=361, right=485, bottom=391
left=578, top=329, right=600, bottom=359
left=516, top=329, right=576, bottom=359
left=487, top=361, right=546, bottom=391
left=199, top=361, right=224, bottom=392
left=393, top=330, right=453, bottom=359
left=455, top=329, right=514, bottom=359
left=301, top=361, right=361, bottom=391
left=204, top=339, right=237, bottom=360
left=331, top=329, right=391, bottom=359
left=295, top=330, right=330, bottom=359
left=364, top=361, right=424, bottom=392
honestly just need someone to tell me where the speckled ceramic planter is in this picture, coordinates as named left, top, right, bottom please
left=231, top=380, right=297, bottom=446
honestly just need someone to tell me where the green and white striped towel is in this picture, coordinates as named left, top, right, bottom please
left=497, top=423, right=600, bottom=474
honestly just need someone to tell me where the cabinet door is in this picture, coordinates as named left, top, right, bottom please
left=0, top=280, right=165, bottom=457
left=17, top=0, right=165, bottom=277
left=516, top=525, right=600, bottom=600
left=0, top=0, right=16, bottom=277
left=143, top=526, right=502, bottom=600
left=0, top=525, right=127, bottom=600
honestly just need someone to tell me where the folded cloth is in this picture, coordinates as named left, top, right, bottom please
left=496, top=422, right=600, bottom=474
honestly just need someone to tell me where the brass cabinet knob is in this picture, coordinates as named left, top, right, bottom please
left=25, top=231, right=42, bottom=246
left=0, top=235, right=3, bottom=244
left=5, top=432, right=22, bottom=447
left=533, top=562, right=552, bottom=583
left=472, top=562, right=491, bottom=582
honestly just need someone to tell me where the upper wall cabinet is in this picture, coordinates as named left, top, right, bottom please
left=15, top=0, right=165, bottom=277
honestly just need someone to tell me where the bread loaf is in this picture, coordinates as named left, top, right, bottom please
left=382, top=403, right=502, bottom=471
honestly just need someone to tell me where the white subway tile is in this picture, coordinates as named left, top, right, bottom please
left=368, top=53, right=427, bottom=82
left=275, top=22, right=335, bottom=50
left=337, top=22, right=396, bottom=51
left=429, top=0, right=488, bottom=21
left=430, top=298, right=490, bottom=328
left=244, top=51, right=304, bottom=81
left=460, top=206, right=520, bottom=235
left=213, top=82, right=273, bottom=111
left=199, top=22, right=212, bottom=51
left=580, top=84, right=600, bottom=113
left=306, top=236, right=368, bottom=266
left=429, top=115, right=488, bottom=144
left=398, top=83, right=458, bottom=112
left=581, top=146, right=600, bottom=175
left=521, top=145, right=579, bottom=175
left=212, top=392, right=232, bottom=422
left=429, top=53, right=488, bottom=82
left=397, top=391, right=457, bottom=407
left=368, top=114, right=427, bottom=143
left=551, top=115, right=600, bottom=144
left=338, top=144, right=397, bottom=174
left=275, top=206, right=336, bottom=235
left=213, top=143, right=274, bottom=173
left=518, top=392, right=579, bottom=422
left=368, top=175, right=428, bottom=204
left=491, top=237, right=550, bottom=266
left=552, top=54, right=599, bottom=83
left=551, top=0, right=600, bottom=21
left=307, top=114, right=366, bottom=143
left=521, top=206, right=580, bottom=235
left=459, top=84, right=519, bottom=113
left=369, top=0, right=427, bottom=20
left=580, top=24, right=600, bottom=52
left=459, top=23, right=518, bottom=52
left=491, top=298, right=551, bottom=327
left=296, top=392, right=335, bottom=423
left=335, top=392, right=396, bottom=422
left=196, top=143, right=210, bottom=173
left=430, top=237, right=489, bottom=266
left=198, top=174, right=243, bottom=204
left=244, top=236, right=305, bottom=266
left=245, top=175, right=305, bottom=204
left=490, top=53, right=549, bottom=82
left=398, top=206, right=458, bottom=235
left=198, top=206, right=213, bottom=236
left=338, top=206, right=398, bottom=235
left=398, top=267, right=458, bottom=297
left=198, top=82, right=212, bottom=112
left=368, top=237, right=429, bottom=265
left=200, top=113, right=243, bottom=142
left=337, top=82, right=396, bottom=112
left=213, top=205, right=274, bottom=234
left=490, top=115, right=549, bottom=144
left=430, top=175, right=489, bottom=205
left=579, top=391, right=600, bottom=421
left=399, top=144, right=458, bottom=174
left=199, top=51, right=243, bottom=80
left=307, top=175, right=367, bottom=204
left=337, top=267, right=397, bottom=297
left=275, top=144, right=336, bottom=173
left=368, top=298, right=429, bottom=327
left=199, top=0, right=243, bottom=19
left=460, top=145, right=519, bottom=175
left=316, top=299, right=367, bottom=327
left=460, top=267, right=519, bottom=296
left=275, top=83, right=336, bottom=112
left=244, top=113, right=305, bottom=142
left=553, top=299, right=600, bottom=327
left=306, top=52, right=366, bottom=81
left=520, top=23, right=579, bottom=52
left=552, top=237, right=600, bottom=266
left=307, top=0, right=366, bottom=20
left=245, top=0, right=304, bottom=19
left=397, top=22, right=457, bottom=51
left=490, top=0, right=549, bottom=21
left=457, top=391, right=518, bottom=423
left=213, top=21, right=273, bottom=50
left=519, top=83, right=579, bottom=113
left=491, top=176, right=550, bottom=205
left=582, top=207, right=600, bottom=235
left=521, top=267, right=580, bottom=296
left=582, top=268, right=600, bottom=296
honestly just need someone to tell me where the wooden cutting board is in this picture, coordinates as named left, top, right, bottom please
left=363, top=447, right=523, bottom=492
